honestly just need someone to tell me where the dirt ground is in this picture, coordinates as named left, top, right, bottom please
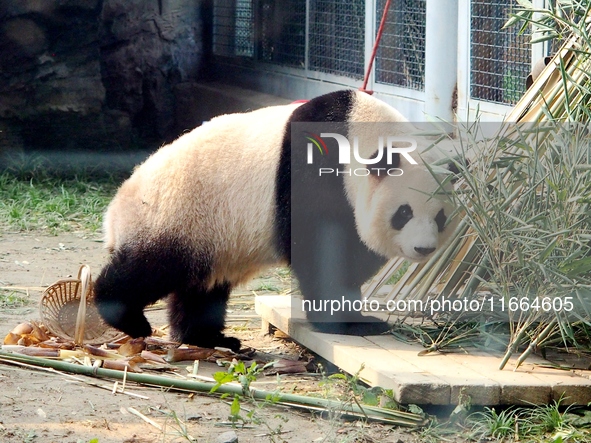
left=0, top=232, right=422, bottom=443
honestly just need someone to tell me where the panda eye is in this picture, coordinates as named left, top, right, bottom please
left=435, top=208, right=447, bottom=232
left=391, top=204, right=413, bottom=230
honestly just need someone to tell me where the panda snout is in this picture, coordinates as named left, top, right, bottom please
left=414, top=246, right=436, bottom=256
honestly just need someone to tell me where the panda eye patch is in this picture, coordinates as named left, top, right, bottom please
left=391, top=204, right=413, bottom=230
left=435, top=208, right=447, bottom=232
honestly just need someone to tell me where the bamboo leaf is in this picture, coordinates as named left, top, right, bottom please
left=531, top=31, right=560, bottom=43
left=504, top=10, right=531, bottom=29
left=538, top=238, right=559, bottom=262
left=515, top=0, right=534, bottom=10
left=559, top=256, right=591, bottom=277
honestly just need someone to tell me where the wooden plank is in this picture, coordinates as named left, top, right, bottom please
left=371, top=335, right=577, bottom=406
left=255, top=296, right=450, bottom=404
left=254, top=295, right=293, bottom=333
left=366, top=335, right=500, bottom=405
left=293, top=331, right=450, bottom=405
left=255, top=295, right=591, bottom=406
left=438, top=349, right=591, bottom=405
left=433, top=349, right=552, bottom=405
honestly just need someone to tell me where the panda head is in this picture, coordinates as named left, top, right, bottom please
left=342, top=92, right=459, bottom=263
left=345, top=150, right=457, bottom=263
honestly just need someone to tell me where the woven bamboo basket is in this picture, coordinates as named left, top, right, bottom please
left=39, top=265, right=125, bottom=345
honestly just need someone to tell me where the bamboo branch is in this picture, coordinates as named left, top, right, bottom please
left=0, top=351, right=426, bottom=427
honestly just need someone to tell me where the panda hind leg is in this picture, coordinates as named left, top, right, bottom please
left=168, top=282, right=241, bottom=352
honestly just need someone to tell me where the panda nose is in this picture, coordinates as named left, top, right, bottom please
left=415, top=246, right=435, bottom=256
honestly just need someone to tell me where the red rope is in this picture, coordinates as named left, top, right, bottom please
left=360, top=0, right=392, bottom=95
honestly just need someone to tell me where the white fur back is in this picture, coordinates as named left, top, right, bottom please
left=104, top=103, right=300, bottom=288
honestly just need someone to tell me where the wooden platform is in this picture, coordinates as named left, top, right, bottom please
left=255, top=295, right=591, bottom=406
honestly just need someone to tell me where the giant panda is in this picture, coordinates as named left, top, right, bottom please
left=94, top=89, right=457, bottom=352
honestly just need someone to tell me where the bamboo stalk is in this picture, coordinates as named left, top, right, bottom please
left=514, top=318, right=558, bottom=370
left=499, top=319, right=534, bottom=370
left=0, top=351, right=426, bottom=427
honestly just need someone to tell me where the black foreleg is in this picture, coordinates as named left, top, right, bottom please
left=292, top=221, right=391, bottom=336
left=168, top=282, right=241, bottom=352
left=94, top=243, right=190, bottom=339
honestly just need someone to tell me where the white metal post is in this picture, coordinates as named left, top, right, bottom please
left=424, top=0, right=459, bottom=125
left=531, top=0, right=547, bottom=64
left=363, top=0, right=376, bottom=92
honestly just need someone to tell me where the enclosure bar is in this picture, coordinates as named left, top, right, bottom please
left=424, top=0, right=458, bottom=126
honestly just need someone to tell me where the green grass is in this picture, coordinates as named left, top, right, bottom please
left=386, top=260, right=411, bottom=285
left=463, top=400, right=591, bottom=443
left=468, top=406, right=517, bottom=441
left=254, top=281, right=282, bottom=292
left=411, top=399, right=591, bottom=443
left=0, top=171, right=118, bottom=235
left=0, top=289, right=30, bottom=309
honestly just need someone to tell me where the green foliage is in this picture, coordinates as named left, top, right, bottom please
left=0, top=171, right=117, bottom=234
left=320, top=364, right=400, bottom=412
left=385, top=260, right=411, bottom=285
left=229, top=394, right=243, bottom=424
left=468, top=406, right=517, bottom=440
left=0, top=289, right=30, bottom=309
left=211, top=359, right=283, bottom=430
left=465, top=399, right=591, bottom=442
left=522, top=400, right=572, bottom=436
left=211, top=360, right=265, bottom=395
left=254, top=281, right=282, bottom=292
left=450, top=123, right=591, bottom=356
left=391, top=319, right=512, bottom=354
left=458, top=125, right=591, bottom=299
left=211, top=371, right=236, bottom=392
left=507, top=0, right=591, bottom=44
left=411, top=398, right=591, bottom=443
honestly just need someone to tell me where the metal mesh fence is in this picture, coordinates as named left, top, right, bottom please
left=471, top=0, right=531, bottom=104
left=212, top=1, right=534, bottom=105
left=375, top=0, right=426, bottom=90
left=258, top=0, right=306, bottom=67
left=213, top=0, right=254, bottom=57
left=308, top=0, right=365, bottom=79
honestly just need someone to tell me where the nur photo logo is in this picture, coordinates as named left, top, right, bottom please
left=304, top=131, right=419, bottom=177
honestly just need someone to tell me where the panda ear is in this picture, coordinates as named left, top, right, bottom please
left=369, top=150, right=400, bottom=177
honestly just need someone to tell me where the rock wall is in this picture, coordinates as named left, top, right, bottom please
left=0, top=0, right=203, bottom=155
left=100, top=0, right=203, bottom=143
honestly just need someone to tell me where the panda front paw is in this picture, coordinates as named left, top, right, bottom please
left=217, top=336, right=242, bottom=353
left=174, top=329, right=242, bottom=353
left=96, top=301, right=153, bottom=338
